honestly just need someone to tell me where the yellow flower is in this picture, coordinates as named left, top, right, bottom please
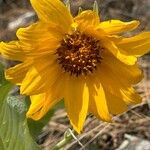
left=0, top=0, right=150, bottom=133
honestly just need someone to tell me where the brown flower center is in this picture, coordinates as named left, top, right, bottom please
left=56, top=31, right=103, bottom=76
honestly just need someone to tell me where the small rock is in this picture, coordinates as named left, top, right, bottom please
left=117, top=134, right=150, bottom=150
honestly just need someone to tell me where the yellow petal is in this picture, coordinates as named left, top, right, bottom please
left=5, top=60, right=32, bottom=85
left=106, top=35, right=123, bottom=43
left=27, top=73, right=64, bottom=120
left=88, top=80, right=112, bottom=122
left=27, top=92, right=61, bottom=120
left=121, top=87, right=142, bottom=105
left=96, top=63, right=142, bottom=105
left=97, top=20, right=139, bottom=34
left=103, top=52, right=143, bottom=84
left=117, top=32, right=150, bottom=56
left=102, top=38, right=137, bottom=65
left=64, top=77, right=89, bottom=133
left=20, top=55, right=61, bottom=95
left=17, top=22, right=61, bottom=56
left=0, top=41, right=26, bottom=61
left=17, top=22, right=63, bottom=42
left=104, top=89, right=127, bottom=115
left=74, top=10, right=100, bottom=31
left=30, top=0, right=73, bottom=33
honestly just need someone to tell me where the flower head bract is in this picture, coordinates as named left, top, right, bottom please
left=0, top=0, right=150, bottom=133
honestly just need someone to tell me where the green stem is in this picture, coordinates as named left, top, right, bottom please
left=52, top=129, right=74, bottom=150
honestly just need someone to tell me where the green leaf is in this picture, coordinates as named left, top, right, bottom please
left=0, top=63, right=7, bottom=85
left=0, top=137, right=5, bottom=150
left=0, top=82, right=40, bottom=150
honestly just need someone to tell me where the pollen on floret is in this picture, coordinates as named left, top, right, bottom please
left=56, top=31, right=104, bottom=76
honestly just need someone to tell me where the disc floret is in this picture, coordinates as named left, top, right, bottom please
left=57, top=31, right=103, bottom=76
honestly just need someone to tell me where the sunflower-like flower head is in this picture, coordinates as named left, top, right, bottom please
left=0, top=0, right=150, bottom=133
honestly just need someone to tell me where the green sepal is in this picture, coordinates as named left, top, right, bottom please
left=64, top=0, right=70, bottom=12
left=93, top=0, right=99, bottom=15
left=78, top=7, right=83, bottom=15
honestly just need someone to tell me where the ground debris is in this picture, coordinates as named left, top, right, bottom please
left=117, top=134, right=150, bottom=150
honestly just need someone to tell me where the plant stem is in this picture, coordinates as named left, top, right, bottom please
left=52, top=129, right=74, bottom=150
